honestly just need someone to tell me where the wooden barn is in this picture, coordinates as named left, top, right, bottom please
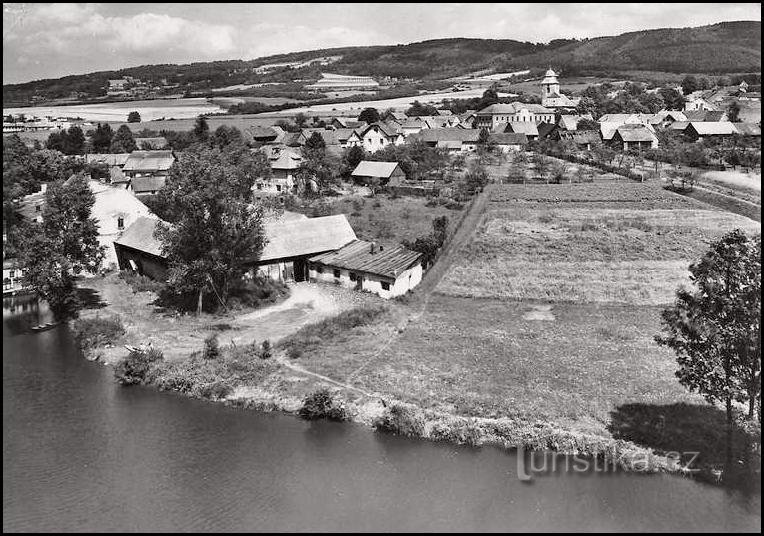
left=113, top=216, right=168, bottom=281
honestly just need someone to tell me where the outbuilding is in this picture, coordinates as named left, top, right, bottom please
left=351, top=161, right=406, bottom=186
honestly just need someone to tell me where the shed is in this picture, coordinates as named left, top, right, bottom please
left=351, top=161, right=406, bottom=186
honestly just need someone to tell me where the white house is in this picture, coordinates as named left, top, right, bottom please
left=359, top=123, right=405, bottom=152
left=17, top=179, right=154, bottom=269
left=309, top=240, right=423, bottom=299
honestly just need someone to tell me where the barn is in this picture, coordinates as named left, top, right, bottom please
left=351, top=161, right=406, bottom=186
left=113, top=216, right=168, bottom=280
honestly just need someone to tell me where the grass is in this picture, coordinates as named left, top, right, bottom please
left=71, top=315, right=126, bottom=360
left=289, top=193, right=459, bottom=245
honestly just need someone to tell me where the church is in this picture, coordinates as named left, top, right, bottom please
left=540, top=68, right=579, bottom=110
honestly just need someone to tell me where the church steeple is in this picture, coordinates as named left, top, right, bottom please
left=541, top=67, right=560, bottom=98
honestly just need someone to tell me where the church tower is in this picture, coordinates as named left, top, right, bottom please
left=541, top=68, right=560, bottom=99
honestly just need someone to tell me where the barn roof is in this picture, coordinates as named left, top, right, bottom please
left=270, top=149, right=303, bottom=170
left=114, top=216, right=165, bottom=257
left=123, top=150, right=175, bottom=172
left=131, top=176, right=166, bottom=193
left=351, top=161, right=402, bottom=178
left=688, top=122, right=738, bottom=136
left=258, top=214, right=357, bottom=262
left=310, top=239, right=422, bottom=279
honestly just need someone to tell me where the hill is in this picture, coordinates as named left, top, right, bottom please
left=3, top=21, right=761, bottom=106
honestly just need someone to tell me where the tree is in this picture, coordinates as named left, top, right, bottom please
left=18, top=175, right=104, bottom=318
left=658, top=88, right=685, bottom=111
left=154, top=145, right=270, bottom=313
left=681, top=75, right=699, bottom=96
left=477, top=88, right=499, bottom=110
left=211, top=125, right=243, bottom=148
left=110, top=125, right=137, bottom=153
left=727, top=102, right=741, bottom=123
left=296, top=134, right=339, bottom=196
left=342, top=145, right=366, bottom=177
left=576, top=118, right=599, bottom=131
left=405, top=101, right=438, bottom=117
left=358, top=107, right=380, bottom=124
left=193, top=116, right=210, bottom=142
left=293, top=113, right=308, bottom=129
left=90, top=123, right=114, bottom=153
left=656, top=230, right=761, bottom=423
left=127, top=111, right=141, bottom=123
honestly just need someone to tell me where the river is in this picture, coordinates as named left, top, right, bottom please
left=2, top=296, right=761, bottom=532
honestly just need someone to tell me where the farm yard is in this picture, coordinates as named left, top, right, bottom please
left=284, top=181, right=761, bottom=468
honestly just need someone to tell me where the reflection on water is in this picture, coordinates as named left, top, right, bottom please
left=2, top=299, right=762, bottom=532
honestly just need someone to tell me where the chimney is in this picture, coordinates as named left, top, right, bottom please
left=370, top=242, right=377, bottom=254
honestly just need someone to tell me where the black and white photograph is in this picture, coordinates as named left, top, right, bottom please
left=2, top=3, right=761, bottom=532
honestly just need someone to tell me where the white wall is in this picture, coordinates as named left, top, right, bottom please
left=308, top=262, right=423, bottom=299
left=92, top=184, right=153, bottom=268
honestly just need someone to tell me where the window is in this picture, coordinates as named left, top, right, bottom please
left=349, top=272, right=357, bottom=282
left=276, top=184, right=282, bottom=192
left=315, top=266, right=323, bottom=274
left=381, top=281, right=390, bottom=291
left=9, top=270, right=15, bottom=278
left=117, top=217, right=124, bottom=230
left=333, top=269, right=340, bottom=278
left=35, top=205, right=41, bottom=212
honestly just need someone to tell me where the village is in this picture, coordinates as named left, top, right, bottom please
left=3, top=60, right=762, bottom=494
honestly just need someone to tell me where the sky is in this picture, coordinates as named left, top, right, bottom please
left=3, top=3, right=761, bottom=84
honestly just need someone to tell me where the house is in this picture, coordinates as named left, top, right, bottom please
left=134, top=137, right=168, bottom=150
left=359, top=123, right=404, bottom=152
left=256, top=147, right=302, bottom=197
left=333, top=128, right=363, bottom=148
left=245, top=126, right=285, bottom=145
left=684, top=98, right=717, bottom=112
left=412, top=128, right=481, bottom=151
left=3, top=258, right=25, bottom=295
left=254, top=214, right=358, bottom=282
left=489, top=133, right=529, bottom=152
left=683, top=121, right=739, bottom=141
left=114, top=213, right=359, bottom=285
left=556, top=115, right=583, bottom=131
left=611, top=124, right=658, bottom=151
left=474, top=103, right=555, bottom=129
left=122, top=150, right=175, bottom=180
left=647, top=110, right=688, bottom=129
left=558, top=130, right=601, bottom=150
left=399, top=119, right=429, bottom=137
left=130, top=176, right=166, bottom=196
left=599, top=114, right=654, bottom=142
left=684, top=110, right=728, bottom=122
left=309, top=240, right=423, bottom=299
left=113, top=216, right=168, bottom=281
left=351, top=161, right=406, bottom=186
left=503, top=121, right=539, bottom=140
left=19, top=179, right=154, bottom=268
left=416, top=115, right=461, bottom=129
left=381, top=111, right=408, bottom=124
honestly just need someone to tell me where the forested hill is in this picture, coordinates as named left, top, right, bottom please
left=3, top=21, right=760, bottom=105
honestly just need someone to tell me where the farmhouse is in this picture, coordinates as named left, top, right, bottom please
left=611, top=124, right=658, bottom=151
left=359, top=123, right=404, bottom=153
left=351, top=161, right=406, bottom=186
left=309, top=240, right=423, bottom=299
left=683, top=121, right=739, bottom=141
left=19, top=179, right=154, bottom=268
left=503, top=121, right=540, bottom=140
left=122, top=150, right=175, bottom=180
left=256, top=148, right=302, bottom=196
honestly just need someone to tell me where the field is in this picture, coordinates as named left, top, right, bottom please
left=284, top=182, right=760, bottom=470
left=289, top=193, right=461, bottom=246
left=4, top=98, right=224, bottom=122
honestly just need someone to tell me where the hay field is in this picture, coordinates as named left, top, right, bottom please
left=438, top=184, right=760, bottom=304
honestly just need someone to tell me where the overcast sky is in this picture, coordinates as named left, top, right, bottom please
left=3, top=3, right=761, bottom=84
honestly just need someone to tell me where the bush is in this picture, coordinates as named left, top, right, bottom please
left=203, top=334, right=220, bottom=360
left=373, top=403, right=426, bottom=437
left=114, top=347, right=164, bottom=385
left=72, top=316, right=125, bottom=353
left=298, top=388, right=349, bottom=421
left=260, top=339, right=272, bottom=359
left=118, top=270, right=165, bottom=294
left=430, top=419, right=483, bottom=446
left=227, top=276, right=289, bottom=310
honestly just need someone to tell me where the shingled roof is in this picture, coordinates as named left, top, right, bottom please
left=310, top=239, right=422, bottom=279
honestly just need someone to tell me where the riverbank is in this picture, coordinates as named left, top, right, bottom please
left=73, top=272, right=760, bottom=489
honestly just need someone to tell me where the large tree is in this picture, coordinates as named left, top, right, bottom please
left=127, top=111, right=141, bottom=123
left=46, top=125, right=86, bottom=155
left=358, top=107, right=380, bottom=124
left=90, top=123, right=114, bottom=153
left=656, top=229, right=761, bottom=423
left=110, top=125, right=137, bottom=153
left=296, top=133, right=339, bottom=196
left=18, top=176, right=104, bottom=318
left=154, top=145, right=271, bottom=313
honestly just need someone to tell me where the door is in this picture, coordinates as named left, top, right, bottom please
left=293, top=259, right=306, bottom=282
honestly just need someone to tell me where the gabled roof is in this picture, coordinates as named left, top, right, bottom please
left=259, top=214, right=357, bottom=262
left=334, top=128, right=362, bottom=142
left=557, top=115, right=580, bottom=130
left=310, top=239, right=422, bottom=279
left=505, top=121, right=539, bottom=136
left=270, top=149, right=303, bottom=170
left=131, top=176, right=166, bottom=193
left=114, top=216, right=165, bottom=257
left=85, top=153, right=130, bottom=167
left=123, top=150, right=175, bottom=172
left=351, top=161, right=402, bottom=178
left=489, top=132, right=528, bottom=145
left=615, top=124, right=657, bottom=142
left=413, top=127, right=481, bottom=143
left=281, top=132, right=303, bottom=147
left=688, top=122, right=738, bottom=136
left=668, top=121, right=691, bottom=131
left=360, top=122, right=401, bottom=139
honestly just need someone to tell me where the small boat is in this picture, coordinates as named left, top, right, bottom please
left=31, top=322, right=58, bottom=332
